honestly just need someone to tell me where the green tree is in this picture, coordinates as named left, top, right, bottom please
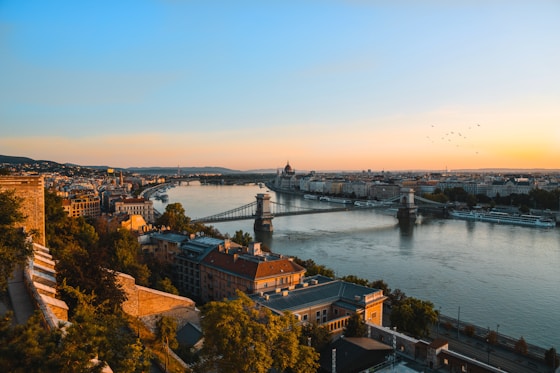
left=156, top=202, right=191, bottom=232
left=345, top=313, right=367, bottom=337
left=300, top=322, right=332, bottom=352
left=156, top=277, right=179, bottom=295
left=232, top=230, right=253, bottom=246
left=200, top=291, right=319, bottom=373
left=390, top=297, right=437, bottom=338
left=156, top=315, right=179, bottom=350
left=293, top=257, right=335, bottom=278
left=340, top=275, right=370, bottom=287
left=105, top=228, right=151, bottom=286
left=370, top=279, right=391, bottom=298
left=0, top=189, right=33, bottom=292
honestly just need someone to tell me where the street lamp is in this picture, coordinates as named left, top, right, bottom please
left=496, top=324, right=500, bottom=344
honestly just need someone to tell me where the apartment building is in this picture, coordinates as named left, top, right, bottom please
left=200, top=242, right=306, bottom=303
left=61, top=194, right=101, bottom=218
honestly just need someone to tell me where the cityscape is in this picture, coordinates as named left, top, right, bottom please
left=1, top=156, right=559, bottom=372
left=2, top=1, right=560, bottom=372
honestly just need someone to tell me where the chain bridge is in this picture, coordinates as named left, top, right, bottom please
left=191, top=190, right=447, bottom=232
left=192, top=193, right=356, bottom=232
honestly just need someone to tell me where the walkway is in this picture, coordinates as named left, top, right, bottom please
left=5, top=267, right=35, bottom=324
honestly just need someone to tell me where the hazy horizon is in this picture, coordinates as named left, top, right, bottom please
left=1, top=1, right=559, bottom=171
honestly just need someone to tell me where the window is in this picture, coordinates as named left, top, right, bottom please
left=303, top=315, right=308, bottom=321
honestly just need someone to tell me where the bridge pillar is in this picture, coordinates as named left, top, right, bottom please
left=397, top=188, right=417, bottom=224
left=254, top=193, right=274, bottom=232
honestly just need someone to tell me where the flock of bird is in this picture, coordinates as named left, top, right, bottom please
left=426, top=123, right=482, bottom=154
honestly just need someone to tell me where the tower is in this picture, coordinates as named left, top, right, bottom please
left=254, top=193, right=273, bottom=232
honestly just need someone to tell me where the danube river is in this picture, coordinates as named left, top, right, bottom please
left=152, top=183, right=560, bottom=349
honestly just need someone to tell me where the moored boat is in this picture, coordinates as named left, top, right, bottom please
left=449, top=209, right=556, bottom=228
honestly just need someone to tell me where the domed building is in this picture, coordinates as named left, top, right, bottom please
left=272, top=161, right=298, bottom=190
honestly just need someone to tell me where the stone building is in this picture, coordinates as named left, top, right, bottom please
left=61, top=193, right=101, bottom=218
left=0, top=175, right=46, bottom=245
left=272, top=161, right=298, bottom=190
left=250, top=275, right=387, bottom=334
left=114, top=197, right=155, bottom=223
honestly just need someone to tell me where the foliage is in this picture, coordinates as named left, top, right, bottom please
left=340, top=274, right=370, bottom=287
left=370, top=279, right=391, bottom=298
left=486, top=330, right=498, bottom=345
left=514, top=336, right=528, bottom=355
left=232, top=229, right=253, bottom=246
left=156, top=316, right=179, bottom=350
left=390, top=297, right=437, bottom=338
left=389, top=288, right=407, bottom=306
left=463, top=325, right=475, bottom=337
left=156, top=277, right=179, bottom=295
left=292, top=257, right=335, bottom=278
left=101, top=228, right=151, bottom=286
left=544, top=347, right=559, bottom=371
left=156, top=202, right=191, bottom=232
left=345, top=313, right=367, bottom=337
left=421, top=191, right=449, bottom=204
left=0, top=292, right=150, bottom=373
left=300, top=322, right=332, bottom=352
left=199, top=291, right=319, bottom=373
left=0, top=189, right=33, bottom=292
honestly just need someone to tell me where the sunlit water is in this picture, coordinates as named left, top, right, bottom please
left=152, top=183, right=560, bottom=349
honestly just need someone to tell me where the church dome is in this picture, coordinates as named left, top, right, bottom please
left=284, top=161, right=292, bottom=173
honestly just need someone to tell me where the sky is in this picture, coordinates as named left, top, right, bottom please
left=1, top=1, right=559, bottom=172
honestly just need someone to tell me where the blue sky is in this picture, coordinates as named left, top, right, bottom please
left=1, top=1, right=559, bottom=171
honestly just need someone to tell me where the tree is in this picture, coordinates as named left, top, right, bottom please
left=104, top=228, right=150, bottom=286
left=515, top=336, right=528, bottom=355
left=156, top=202, right=191, bottom=232
left=370, top=279, right=391, bottom=298
left=0, top=189, right=33, bottom=292
left=544, top=347, right=559, bottom=372
left=293, top=257, right=335, bottom=278
left=340, top=275, right=370, bottom=287
left=200, top=291, right=319, bottom=373
left=390, top=297, right=437, bottom=338
left=156, top=277, right=179, bottom=295
left=232, top=230, right=253, bottom=246
left=345, top=313, right=367, bottom=337
left=300, top=322, right=332, bottom=352
left=486, top=330, right=498, bottom=345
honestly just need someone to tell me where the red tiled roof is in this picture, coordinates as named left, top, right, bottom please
left=202, top=250, right=305, bottom=280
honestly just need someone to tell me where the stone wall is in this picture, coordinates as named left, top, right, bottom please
left=0, top=175, right=46, bottom=245
left=117, top=272, right=195, bottom=317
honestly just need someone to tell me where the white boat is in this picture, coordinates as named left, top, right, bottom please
left=449, top=209, right=556, bottom=228
left=319, top=196, right=352, bottom=204
left=304, top=194, right=319, bottom=200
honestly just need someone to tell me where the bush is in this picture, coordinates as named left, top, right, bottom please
left=463, top=325, right=475, bottom=337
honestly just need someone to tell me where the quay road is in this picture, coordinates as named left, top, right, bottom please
left=431, top=315, right=555, bottom=373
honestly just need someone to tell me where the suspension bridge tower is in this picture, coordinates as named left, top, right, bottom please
left=254, top=193, right=274, bottom=232
left=397, top=188, right=417, bottom=224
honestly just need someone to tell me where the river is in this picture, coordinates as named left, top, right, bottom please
left=152, top=182, right=560, bottom=350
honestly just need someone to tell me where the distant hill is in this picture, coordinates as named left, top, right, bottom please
left=0, top=155, right=276, bottom=175
left=124, top=166, right=243, bottom=175
left=0, top=155, right=47, bottom=165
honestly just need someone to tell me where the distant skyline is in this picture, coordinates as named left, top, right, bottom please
left=1, top=1, right=559, bottom=172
